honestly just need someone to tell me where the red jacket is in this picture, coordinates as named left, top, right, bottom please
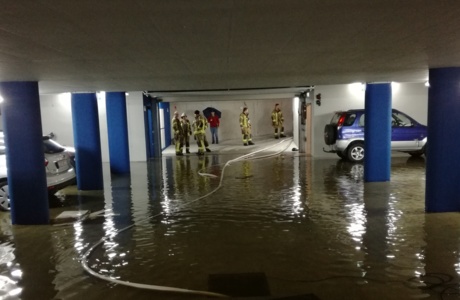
left=207, top=116, right=220, bottom=128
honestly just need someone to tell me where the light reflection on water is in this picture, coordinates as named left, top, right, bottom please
left=1, top=155, right=460, bottom=299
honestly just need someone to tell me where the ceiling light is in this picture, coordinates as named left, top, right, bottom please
left=348, top=82, right=365, bottom=94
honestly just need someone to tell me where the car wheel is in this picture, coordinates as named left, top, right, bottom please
left=0, top=179, right=10, bottom=211
left=324, top=124, right=337, bottom=145
left=347, top=142, right=364, bottom=163
left=409, top=143, right=427, bottom=158
left=408, top=151, right=423, bottom=157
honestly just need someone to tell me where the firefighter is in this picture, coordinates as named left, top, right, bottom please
left=172, top=111, right=184, bottom=155
left=193, top=110, right=206, bottom=155
left=194, top=110, right=211, bottom=153
left=239, top=107, right=255, bottom=146
left=181, top=113, right=192, bottom=154
left=271, top=103, right=285, bottom=139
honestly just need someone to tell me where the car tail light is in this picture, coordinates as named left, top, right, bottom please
left=337, top=114, right=346, bottom=128
left=44, top=159, right=49, bottom=167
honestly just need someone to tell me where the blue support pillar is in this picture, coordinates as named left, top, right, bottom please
left=364, top=83, right=392, bottom=182
left=106, top=92, right=130, bottom=174
left=71, top=93, right=103, bottom=190
left=0, top=81, right=49, bottom=224
left=143, top=94, right=162, bottom=159
left=426, top=67, right=460, bottom=212
left=159, top=102, right=171, bottom=150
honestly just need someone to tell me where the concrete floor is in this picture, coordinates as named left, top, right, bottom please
left=0, top=136, right=457, bottom=300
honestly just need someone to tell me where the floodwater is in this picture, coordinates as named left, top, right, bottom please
left=0, top=148, right=460, bottom=299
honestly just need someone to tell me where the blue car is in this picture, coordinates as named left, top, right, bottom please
left=323, top=109, right=427, bottom=162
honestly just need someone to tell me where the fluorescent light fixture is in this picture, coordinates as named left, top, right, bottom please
left=0, top=95, right=3, bottom=103
left=348, top=82, right=365, bottom=94
left=391, top=82, right=400, bottom=93
left=58, top=93, right=72, bottom=112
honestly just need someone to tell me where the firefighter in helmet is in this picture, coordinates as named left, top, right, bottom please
left=194, top=110, right=211, bottom=153
left=181, top=113, right=192, bottom=154
left=172, top=111, right=184, bottom=155
left=239, top=107, right=254, bottom=146
left=271, top=103, right=285, bottom=139
left=193, top=110, right=207, bottom=155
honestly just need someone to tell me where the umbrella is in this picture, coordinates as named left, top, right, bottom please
left=203, top=107, right=222, bottom=119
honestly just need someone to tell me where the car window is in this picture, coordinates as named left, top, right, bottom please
left=343, top=113, right=357, bottom=126
left=0, top=133, right=5, bottom=155
left=42, top=138, right=65, bottom=154
left=0, top=137, right=4, bottom=155
left=358, top=114, right=365, bottom=127
left=392, top=112, right=413, bottom=127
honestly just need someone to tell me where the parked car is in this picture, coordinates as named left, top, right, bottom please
left=43, top=135, right=76, bottom=169
left=0, top=133, right=76, bottom=211
left=323, top=109, right=427, bottom=162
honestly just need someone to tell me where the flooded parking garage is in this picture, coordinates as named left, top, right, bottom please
left=0, top=141, right=459, bottom=300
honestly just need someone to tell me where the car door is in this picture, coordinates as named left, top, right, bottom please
left=390, top=111, right=422, bottom=150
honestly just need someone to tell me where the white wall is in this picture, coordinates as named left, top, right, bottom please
left=125, top=92, right=147, bottom=162
left=391, top=82, right=428, bottom=124
left=40, top=92, right=146, bottom=162
left=292, top=97, right=299, bottom=147
left=312, top=82, right=428, bottom=158
left=40, top=93, right=75, bottom=148
left=169, top=98, right=293, bottom=142
left=8, top=82, right=426, bottom=162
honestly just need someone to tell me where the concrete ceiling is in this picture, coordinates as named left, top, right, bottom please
left=0, top=1, right=459, bottom=95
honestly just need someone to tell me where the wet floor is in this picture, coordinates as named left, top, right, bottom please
left=0, top=145, right=459, bottom=299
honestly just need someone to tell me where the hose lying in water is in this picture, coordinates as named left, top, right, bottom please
left=81, top=138, right=294, bottom=297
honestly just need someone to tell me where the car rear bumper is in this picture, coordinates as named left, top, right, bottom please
left=47, top=169, right=76, bottom=193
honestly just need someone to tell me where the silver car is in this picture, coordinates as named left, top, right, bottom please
left=0, top=133, right=76, bottom=211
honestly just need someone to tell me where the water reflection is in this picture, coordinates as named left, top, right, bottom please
left=0, top=235, right=19, bottom=300
left=423, top=213, right=460, bottom=297
left=11, top=225, right=56, bottom=299
left=196, top=156, right=211, bottom=195
left=3, top=154, right=460, bottom=299
left=316, top=157, right=436, bottom=297
left=111, top=174, right=133, bottom=230
left=96, top=174, right=133, bottom=279
left=362, top=182, right=391, bottom=277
